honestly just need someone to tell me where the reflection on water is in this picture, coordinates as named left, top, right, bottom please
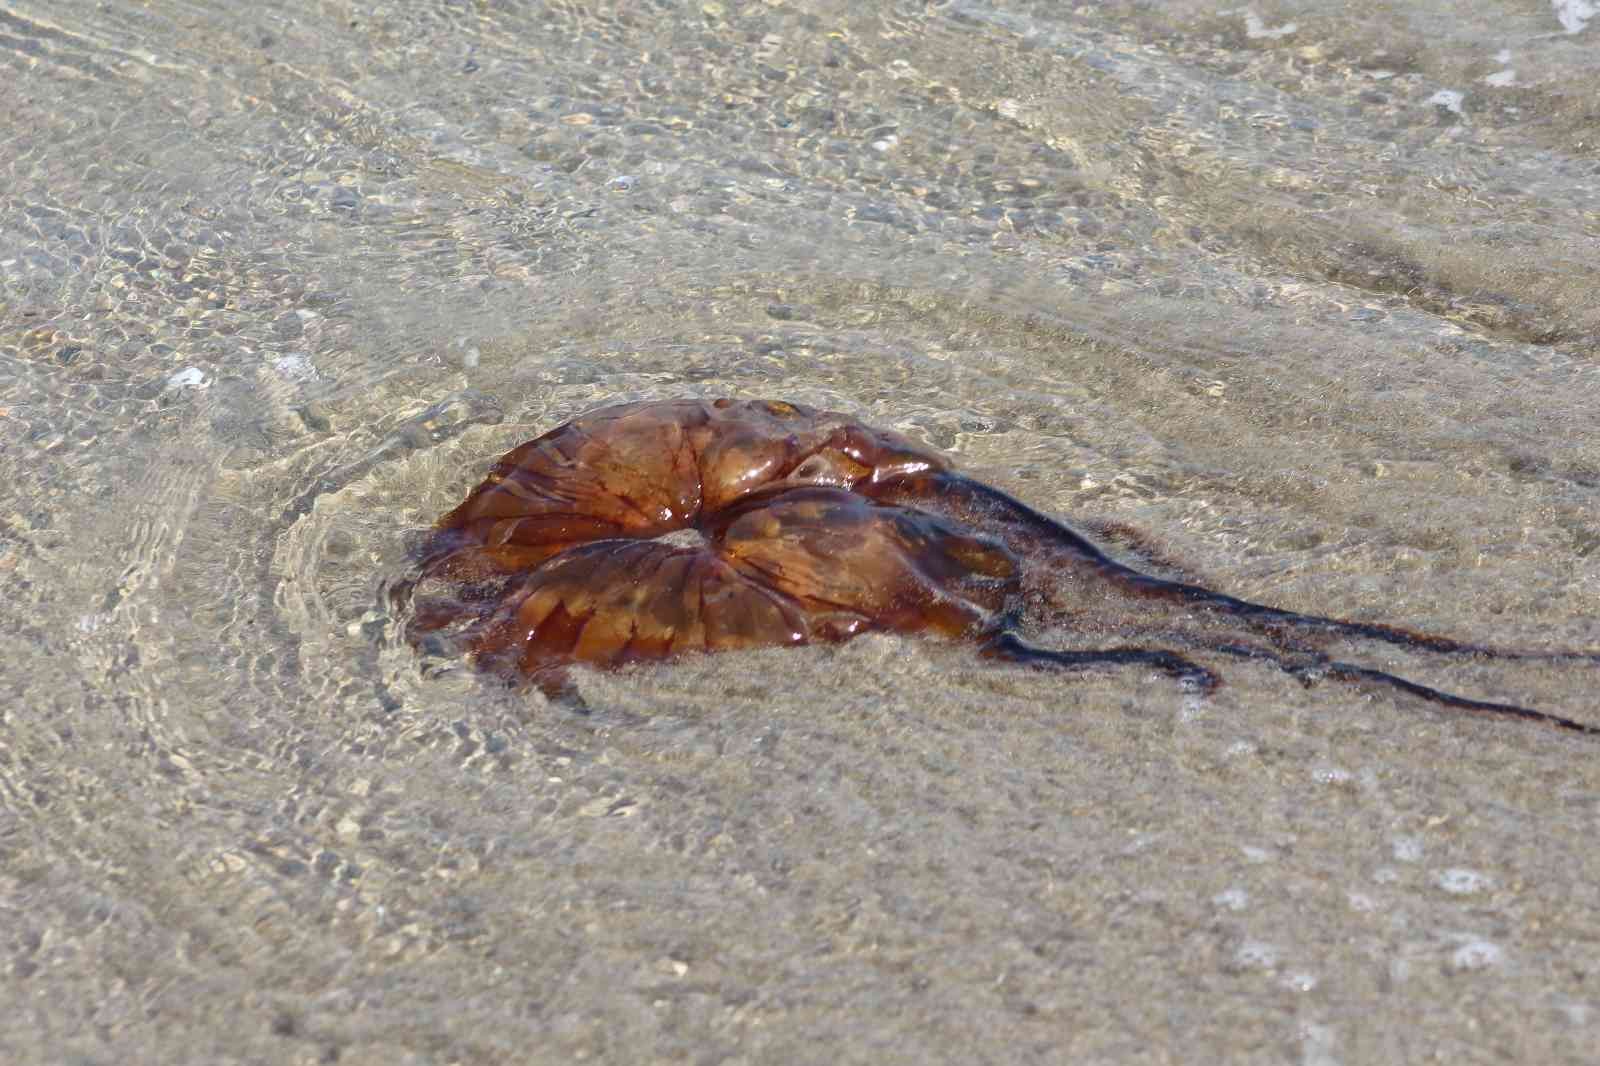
left=3, top=2, right=1599, bottom=1062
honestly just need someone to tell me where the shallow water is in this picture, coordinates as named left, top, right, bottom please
left=4, top=1, right=1600, bottom=1062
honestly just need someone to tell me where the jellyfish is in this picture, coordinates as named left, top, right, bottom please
left=401, top=398, right=1598, bottom=735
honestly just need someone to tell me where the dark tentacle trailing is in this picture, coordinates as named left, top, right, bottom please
left=871, top=470, right=1600, bottom=734
left=981, top=631, right=1221, bottom=694
left=403, top=398, right=1599, bottom=736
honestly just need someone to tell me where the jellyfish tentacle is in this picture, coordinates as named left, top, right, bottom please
left=982, top=631, right=1220, bottom=694
left=879, top=470, right=1600, bottom=666
left=1320, top=660, right=1600, bottom=735
left=868, top=471, right=1123, bottom=570
left=1198, top=641, right=1600, bottom=735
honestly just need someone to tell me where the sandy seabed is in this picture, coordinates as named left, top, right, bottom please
left=3, top=1, right=1599, bottom=1062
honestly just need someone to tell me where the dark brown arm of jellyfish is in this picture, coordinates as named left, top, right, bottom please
left=871, top=471, right=1600, bottom=736
left=979, top=631, right=1221, bottom=694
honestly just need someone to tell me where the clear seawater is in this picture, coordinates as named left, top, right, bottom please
left=3, top=2, right=1600, bottom=1062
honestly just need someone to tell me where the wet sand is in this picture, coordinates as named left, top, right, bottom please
left=3, top=2, right=1599, bottom=1062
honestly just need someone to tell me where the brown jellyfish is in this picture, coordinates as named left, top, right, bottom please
left=402, top=398, right=1599, bottom=736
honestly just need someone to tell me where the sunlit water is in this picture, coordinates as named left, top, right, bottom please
left=4, top=2, right=1599, bottom=1062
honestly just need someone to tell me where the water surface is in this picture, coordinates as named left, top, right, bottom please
left=4, top=2, right=1600, bottom=1062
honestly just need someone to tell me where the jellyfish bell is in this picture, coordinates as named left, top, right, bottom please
left=414, top=480, right=1018, bottom=692
left=423, top=399, right=947, bottom=571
